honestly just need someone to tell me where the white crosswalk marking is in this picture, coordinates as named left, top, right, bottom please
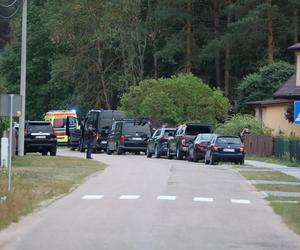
left=193, top=197, right=214, bottom=202
left=231, top=199, right=251, bottom=204
left=120, top=195, right=140, bottom=200
left=157, top=196, right=176, bottom=200
left=82, top=195, right=104, bottom=200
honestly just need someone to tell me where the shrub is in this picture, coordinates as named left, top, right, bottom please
left=119, top=74, right=230, bottom=126
left=215, top=114, right=272, bottom=136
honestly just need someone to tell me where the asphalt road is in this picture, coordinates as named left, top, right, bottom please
left=1, top=148, right=300, bottom=250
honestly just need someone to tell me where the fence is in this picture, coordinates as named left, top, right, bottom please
left=244, top=134, right=300, bottom=163
left=244, top=134, right=273, bottom=157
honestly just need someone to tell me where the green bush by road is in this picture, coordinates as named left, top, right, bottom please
left=0, top=155, right=106, bottom=230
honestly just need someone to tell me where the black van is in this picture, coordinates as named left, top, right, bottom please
left=67, top=110, right=126, bottom=152
left=106, top=118, right=151, bottom=155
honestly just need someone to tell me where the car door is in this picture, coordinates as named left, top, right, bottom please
left=148, top=129, right=158, bottom=153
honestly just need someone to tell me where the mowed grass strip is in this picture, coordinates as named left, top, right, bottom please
left=0, top=155, right=106, bottom=230
left=240, top=170, right=300, bottom=182
left=271, top=203, right=300, bottom=235
left=239, top=169, right=300, bottom=235
left=255, top=184, right=300, bottom=192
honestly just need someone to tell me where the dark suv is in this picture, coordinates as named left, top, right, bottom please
left=24, top=121, right=57, bottom=156
left=106, top=118, right=151, bottom=155
left=146, top=128, right=176, bottom=158
left=167, top=123, right=211, bottom=160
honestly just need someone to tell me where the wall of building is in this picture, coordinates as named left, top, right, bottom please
left=255, top=104, right=300, bottom=136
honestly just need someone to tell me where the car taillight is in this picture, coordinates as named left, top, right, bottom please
left=120, top=135, right=126, bottom=142
left=182, top=136, right=186, bottom=146
left=24, top=128, right=28, bottom=136
left=96, top=132, right=100, bottom=140
left=196, top=143, right=207, bottom=149
left=240, top=144, right=245, bottom=153
left=211, top=144, right=218, bottom=152
left=160, top=136, right=167, bottom=141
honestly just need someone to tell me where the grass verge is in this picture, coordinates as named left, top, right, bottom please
left=246, top=154, right=300, bottom=168
left=240, top=171, right=300, bottom=182
left=0, top=155, right=106, bottom=230
left=239, top=169, right=300, bottom=235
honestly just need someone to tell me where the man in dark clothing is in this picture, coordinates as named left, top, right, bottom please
left=86, top=124, right=96, bottom=159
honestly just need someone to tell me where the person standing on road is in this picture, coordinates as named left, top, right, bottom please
left=86, top=124, right=96, bottom=159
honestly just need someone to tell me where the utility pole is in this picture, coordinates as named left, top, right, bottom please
left=18, top=0, right=27, bottom=157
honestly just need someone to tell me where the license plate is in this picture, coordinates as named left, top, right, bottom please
left=223, top=148, right=235, bottom=152
left=132, top=137, right=142, bottom=141
left=36, top=136, right=46, bottom=139
left=101, top=141, right=107, bottom=144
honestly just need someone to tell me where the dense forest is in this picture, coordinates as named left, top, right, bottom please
left=0, top=0, right=299, bottom=119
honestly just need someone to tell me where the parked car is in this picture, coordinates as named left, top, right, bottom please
left=167, top=123, right=212, bottom=160
left=74, top=110, right=126, bottom=152
left=24, top=121, right=57, bottom=156
left=146, top=128, right=176, bottom=158
left=204, top=135, right=245, bottom=165
left=187, top=133, right=216, bottom=162
left=106, top=118, right=151, bottom=155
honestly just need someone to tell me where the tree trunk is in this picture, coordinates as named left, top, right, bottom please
left=213, top=0, right=221, bottom=87
left=224, top=1, right=232, bottom=97
left=185, top=0, right=192, bottom=73
left=97, top=42, right=111, bottom=109
left=224, top=46, right=230, bottom=97
left=267, top=1, right=274, bottom=64
left=293, top=10, right=298, bottom=62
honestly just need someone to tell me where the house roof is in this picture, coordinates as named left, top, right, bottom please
left=288, top=43, right=300, bottom=51
left=247, top=99, right=292, bottom=107
left=272, top=74, right=300, bottom=98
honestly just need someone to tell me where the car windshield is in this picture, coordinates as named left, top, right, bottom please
left=123, top=122, right=151, bottom=136
left=186, top=125, right=211, bottom=136
left=163, top=130, right=175, bottom=137
left=216, top=137, right=241, bottom=144
left=28, top=123, right=53, bottom=133
left=199, top=134, right=213, bottom=141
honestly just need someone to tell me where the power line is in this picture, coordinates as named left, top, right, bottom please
left=0, top=0, right=19, bottom=8
left=0, top=0, right=20, bottom=19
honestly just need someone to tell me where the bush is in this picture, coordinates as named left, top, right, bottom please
left=215, top=114, right=272, bottom=136
left=236, top=62, right=295, bottom=112
left=119, top=74, right=230, bottom=126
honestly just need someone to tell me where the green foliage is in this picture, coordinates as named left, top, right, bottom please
left=236, top=62, right=295, bottom=112
left=215, top=114, right=272, bottom=136
left=119, top=74, right=230, bottom=125
left=0, top=118, right=9, bottom=137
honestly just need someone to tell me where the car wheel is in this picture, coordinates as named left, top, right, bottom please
left=209, top=155, right=215, bottom=165
left=205, top=156, right=210, bottom=165
left=146, top=146, right=152, bottom=158
left=106, top=146, right=112, bottom=155
left=50, top=148, right=57, bottom=156
left=154, top=145, right=161, bottom=158
left=193, top=152, right=199, bottom=162
left=167, top=147, right=173, bottom=160
left=176, top=146, right=183, bottom=160
left=79, top=139, right=85, bottom=152
left=116, top=145, right=123, bottom=155
left=187, top=151, right=193, bottom=162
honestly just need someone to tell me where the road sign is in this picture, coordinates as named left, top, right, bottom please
left=294, top=101, right=300, bottom=124
left=0, top=94, right=22, bottom=117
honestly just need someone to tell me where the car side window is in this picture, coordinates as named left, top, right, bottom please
left=155, top=129, right=161, bottom=137
left=111, top=123, right=116, bottom=133
left=115, top=122, right=122, bottom=132
left=176, top=127, right=182, bottom=136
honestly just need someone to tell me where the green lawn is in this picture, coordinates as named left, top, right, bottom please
left=0, top=155, right=106, bottom=230
left=240, top=170, right=300, bottom=182
left=246, top=155, right=300, bottom=168
left=238, top=168, right=300, bottom=235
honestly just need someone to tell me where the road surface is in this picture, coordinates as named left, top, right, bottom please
left=1, top=148, right=300, bottom=250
